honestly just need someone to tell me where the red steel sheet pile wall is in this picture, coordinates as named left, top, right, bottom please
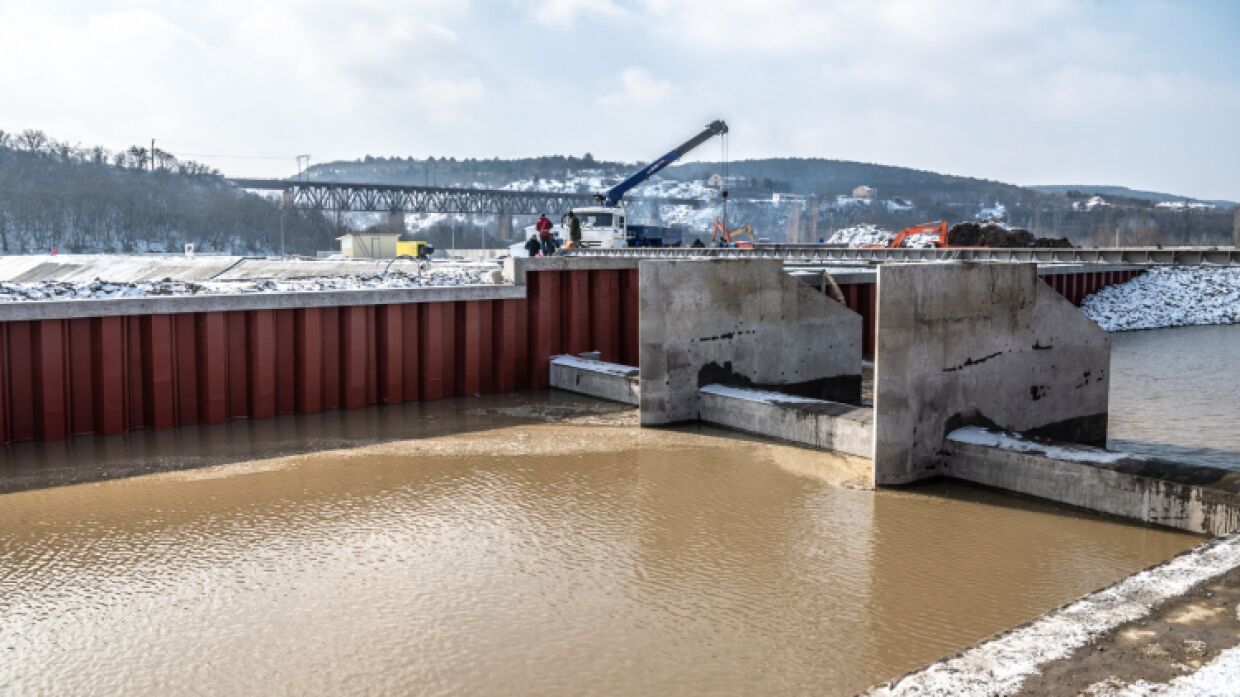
left=0, top=269, right=639, bottom=445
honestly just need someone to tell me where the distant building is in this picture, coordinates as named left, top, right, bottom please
left=852, top=185, right=877, bottom=200
left=337, top=231, right=402, bottom=258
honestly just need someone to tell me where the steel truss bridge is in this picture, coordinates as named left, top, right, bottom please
left=230, top=179, right=703, bottom=215
left=566, top=245, right=1240, bottom=266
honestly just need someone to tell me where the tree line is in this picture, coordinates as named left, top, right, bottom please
left=0, top=129, right=338, bottom=255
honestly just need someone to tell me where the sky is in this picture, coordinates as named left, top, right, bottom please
left=0, top=0, right=1237, bottom=199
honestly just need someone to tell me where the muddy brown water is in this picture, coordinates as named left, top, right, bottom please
left=0, top=394, right=1200, bottom=696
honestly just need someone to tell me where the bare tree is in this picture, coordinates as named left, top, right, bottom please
left=16, top=129, right=48, bottom=153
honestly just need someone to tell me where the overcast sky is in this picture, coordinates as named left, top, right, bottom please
left=1, top=0, right=1237, bottom=199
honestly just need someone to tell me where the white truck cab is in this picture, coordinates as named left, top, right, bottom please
left=568, top=206, right=627, bottom=249
left=508, top=206, right=629, bottom=257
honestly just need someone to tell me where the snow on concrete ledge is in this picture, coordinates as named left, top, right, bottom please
left=864, top=533, right=1240, bottom=697
left=550, top=355, right=639, bottom=378
left=948, top=426, right=1134, bottom=464
left=698, top=384, right=828, bottom=405
left=549, top=355, right=640, bottom=406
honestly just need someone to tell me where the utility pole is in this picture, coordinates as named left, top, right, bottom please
left=280, top=190, right=291, bottom=258
left=150, top=138, right=156, bottom=173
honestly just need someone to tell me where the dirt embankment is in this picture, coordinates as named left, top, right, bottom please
left=948, top=222, right=1073, bottom=248
left=1013, top=566, right=1240, bottom=695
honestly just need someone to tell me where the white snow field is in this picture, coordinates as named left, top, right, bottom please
left=0, top=265, right=502, bottom=302
left=1081, top=267, right=1240, bottom=332
left=826, top=223, right=893, bottom=247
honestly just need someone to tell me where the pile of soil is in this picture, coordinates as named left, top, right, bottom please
left=947, top=222, right=1072, bottom=248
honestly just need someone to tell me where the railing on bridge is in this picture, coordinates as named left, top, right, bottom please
left=230, top=179, right=704, bottom=216
left=565, top=245, right=1240, bottom=266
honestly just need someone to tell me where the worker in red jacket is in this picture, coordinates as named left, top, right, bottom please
left=536, top=213, right=555, bottom=256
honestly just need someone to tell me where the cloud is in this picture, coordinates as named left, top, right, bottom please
left=416, top=78, right=486, bottom=120
left=528, top=0, right=626, bottom=26
left=597, top=68, right=678, bottom=109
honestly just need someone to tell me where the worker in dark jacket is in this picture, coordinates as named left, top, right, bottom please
left=536, top=213, right=554, bottom=256
left=524, top=234, right=543, bottom=257
left=567, top=211, right=582, bottom=250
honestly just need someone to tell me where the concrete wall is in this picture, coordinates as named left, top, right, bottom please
left=874, top=263, right=1110, bottom=485
left=698, top=386, right=873, bottom=458
left=639, top=259, right=862, bottom=425
left=946, top=440, right=1240, bottom=536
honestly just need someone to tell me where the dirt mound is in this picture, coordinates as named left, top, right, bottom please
left=947, top=222, right=1072, bottom=248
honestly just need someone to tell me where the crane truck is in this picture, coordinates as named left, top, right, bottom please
left=511, top=120, right=729, bottom=256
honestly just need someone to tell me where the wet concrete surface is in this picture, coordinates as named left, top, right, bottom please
left=0, top=393, right=1201, bottom=696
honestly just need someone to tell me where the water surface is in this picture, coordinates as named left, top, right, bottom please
left=1109, top=324, right=1240, bottom=469
left=0, top=395, right=1198, bottom=696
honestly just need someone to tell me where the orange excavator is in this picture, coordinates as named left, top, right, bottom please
left=711, top=218, right=756, bottom=248
left=863, top=220, right=951, bottom=249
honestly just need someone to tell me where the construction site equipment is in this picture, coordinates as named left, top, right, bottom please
left=864, top=220, right=950, bottom=249
left=598, top=120, right=729, bottom=207
left=396, top=240, right=435, bottom=259
left=560, top=120, right=730, bottom=252
left=711, top=218, right=755, bottom=249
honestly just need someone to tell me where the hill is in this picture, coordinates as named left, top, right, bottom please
left=1029, top=184, right=1235, bottom=208
left=308, top=155, right=1234, bottom=247
left=0, top=129, right=337, bottom=255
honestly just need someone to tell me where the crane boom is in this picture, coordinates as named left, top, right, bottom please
left=600, top=120, right=728, bottom=207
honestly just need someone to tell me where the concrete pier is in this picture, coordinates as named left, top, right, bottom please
left=873, top=263, right=1111, bottom=486
left=639, top=258, right=862, bottom=425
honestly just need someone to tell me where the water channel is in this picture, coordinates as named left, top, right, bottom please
left=1, top=326, right=1232, bottom=695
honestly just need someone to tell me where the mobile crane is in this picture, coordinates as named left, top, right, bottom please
left=565, top=120, right=729, bottom=250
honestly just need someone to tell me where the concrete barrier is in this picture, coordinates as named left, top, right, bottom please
left=946, top=427, right=1240, bottom=536
left=550, top=355, right=640, bottom=406
left=873, top=263, right=1110, bottom=485
left=639, top=259, right=862, bottom=425
left=698, top=385, right=873, bottom=458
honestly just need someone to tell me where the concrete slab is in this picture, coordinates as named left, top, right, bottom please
left=946, top=427, right=1240, bottom=536
left=549, top=355, right=640, bottom=406
left=0, top=254, right=242, bottom=283
left=873, top=263, right=1109, bottom=485
left=640, top=259, right=862, bottom=425
left=698, top=384, right=873, bottom=459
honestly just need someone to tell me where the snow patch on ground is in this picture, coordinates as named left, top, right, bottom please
left=865, top=534, right=1240, bottom=697
left=1081, top=267, right=1240, bottom=332
left=978, top=202, right=1007, bottom=220
left=0, top=266, right=501, bottom=302
left=949, top=426, right=1136, bottom=464
left=826, top=224, right=893, bottom=247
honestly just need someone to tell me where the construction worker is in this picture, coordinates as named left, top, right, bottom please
left=536, top=213, right=554, bottom=256
left=524, top=234, right=543, bottom=257
left=567, top=211, right=582, bottom=250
